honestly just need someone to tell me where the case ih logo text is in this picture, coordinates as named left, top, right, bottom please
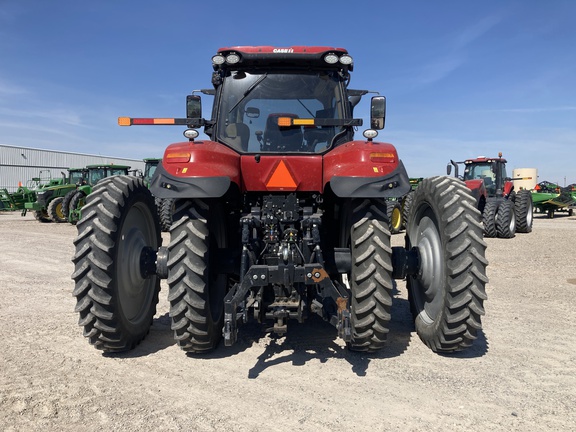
left=273, top=48, right=294, bottom=53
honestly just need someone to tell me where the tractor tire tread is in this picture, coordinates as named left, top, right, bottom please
left=407, top=176, right=488, bottom=352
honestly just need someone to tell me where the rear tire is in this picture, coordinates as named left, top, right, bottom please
left=167, top=199, right=228, bottom=353
left=344, top=198, right=393, bottom=352
left=406, top=176, right=488, bottom=352
left=71, top=176, right=161, bottom=352
left=61, top=189, right=77, bottom=222
left=496, top=200, right=516, bottom=238
left=47, top=197, right=66, bottom=223
left=514, top=189, right=533, bottom=233
left=482, top=201, right=498, bottom=238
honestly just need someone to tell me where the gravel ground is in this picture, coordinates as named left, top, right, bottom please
left=1, top=210, right=575, bottom=431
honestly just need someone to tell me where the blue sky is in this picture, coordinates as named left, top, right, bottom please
left=1, top=0, right=575, bottom=185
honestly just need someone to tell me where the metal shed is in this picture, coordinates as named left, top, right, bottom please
left=0, top=144, right=150, bottom=192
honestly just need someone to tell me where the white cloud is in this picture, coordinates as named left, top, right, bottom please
left=453, top=14, right=504, bottom=50
left=413, top=56, right=464, bottom=86
left=0, top=78, right=29, bottom=95
left=0, top=106, right=84, bottom=127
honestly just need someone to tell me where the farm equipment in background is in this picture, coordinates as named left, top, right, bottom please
left=532, top=181, right=576, bottom=218
left=447, top=153, right=533, bottom=238
left=72, top=46, right=487, bottom=356
left=0, top=171, right=63, bottom=216
left=143, top=158, right=161, bottom=187
left=0, top=185, right=37, bottom=214
left=25, top=168, right=87, bottom=223
left=66, top=164, right=131, bottom=224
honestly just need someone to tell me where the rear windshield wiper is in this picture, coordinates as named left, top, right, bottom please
left=228, top=74, right=268, bottom=114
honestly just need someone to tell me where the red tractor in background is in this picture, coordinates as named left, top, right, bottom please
left=448, top=153, right=533, bottom=238
left=72, top=46, right=488, bottom=356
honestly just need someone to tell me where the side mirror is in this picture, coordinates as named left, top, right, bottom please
left=446, top=165, right=452, bottom=175
left=370, top=96, right=386, bottom=130
left=245, top=107, right=260, bottom=119
left=186, top=95, right=202, bottom=119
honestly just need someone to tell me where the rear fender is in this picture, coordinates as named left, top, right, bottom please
left=323, top=140, right=410, bottom=198
left=150, top=140, right=240, bottom=199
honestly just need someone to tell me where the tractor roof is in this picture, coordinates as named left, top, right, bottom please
left=212, top=46, right=353, bottom=72
left=464, top=156, right=507, bottom=164
left=86, top=164, right=131, bottom=169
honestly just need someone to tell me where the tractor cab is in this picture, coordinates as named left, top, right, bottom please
left=206, top=47, right=366, bottom=154
left=68, top=168, right=88, bottom=185
left=86, top=164, right=131, bottom=186
left=462, top=155, right=510, bottom=198
left=449, top=153, right=512, bottom=199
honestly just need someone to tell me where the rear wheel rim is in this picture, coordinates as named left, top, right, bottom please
left=117, top=201, right=157, bottom=324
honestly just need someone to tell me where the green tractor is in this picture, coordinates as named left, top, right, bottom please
left=67, top=164, right=131, bottom=225
left=143, top=158, right=161, bottom=187
left=25, top=168, right=87, bottom=223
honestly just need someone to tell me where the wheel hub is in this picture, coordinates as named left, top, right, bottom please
left=411, top=214, right=444, bottom=324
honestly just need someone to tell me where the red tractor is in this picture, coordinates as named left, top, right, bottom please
left=448, top=154, right=533, bottom=238
left=72, top=46, right=487, bottom=355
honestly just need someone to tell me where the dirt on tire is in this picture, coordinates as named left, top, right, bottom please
left=1, top=210, right=576, bottom=431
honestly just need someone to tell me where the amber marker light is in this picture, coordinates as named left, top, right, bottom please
left=277, top=117, right=315, bottom=127
left=370, top=152, right=395, bottom=163
left=277, top=117, right=293, bottom=127
left=165, top=151, right=191, bottom=163
left=122, top=118, right=177, bottom=125
left=293, top=119, right=315, bottom=126
left=153, top=118, right=176, bottom=125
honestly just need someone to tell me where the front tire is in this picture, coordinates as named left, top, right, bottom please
left=406, top=176, right=488, bottom=352
left=159, top=198, right=175, bottom=232
left=343, top=198, right=394, bottom=352
left=401, top=191, right=414, bottom=230
left=167, top=199, right=228, bottom=353
left=71, top=176, right=161, bottom=352
left=34, top=209, right=51, bottom=223
left=386, top=200, right=403, bottom=234
left=47, top=197, right=66, bottom=223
